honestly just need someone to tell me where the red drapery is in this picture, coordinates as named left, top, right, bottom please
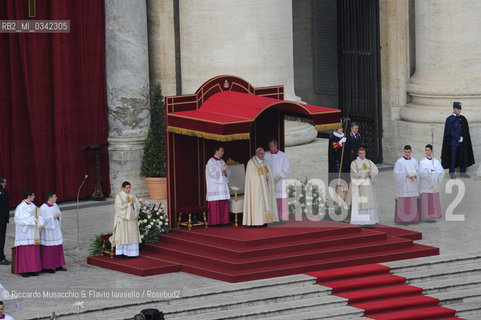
left=0, top=0, right=110, bottom=206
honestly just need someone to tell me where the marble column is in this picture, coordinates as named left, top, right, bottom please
left=179, top=0, right=299, bottom=101
left=379, top=0, right=410, bottom=163
left=147, top=0, right=177, bottom=96
left=397, top=0, right=481, bottom=165
left=105, top=0, right=150, bottom=196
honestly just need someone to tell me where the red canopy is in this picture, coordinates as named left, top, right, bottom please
left=165, top=75, right=341, bottom=226
left=167, top=90, right=340, bottom=141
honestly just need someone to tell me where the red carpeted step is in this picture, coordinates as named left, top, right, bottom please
left=321, top=274, right=406, bottom=293
left=87, top=220, right=439, bottom=281
left=306, top=263, right=391, bottom=283
left=167, top=222, right=362, bottom=247
left=367, top=306, right=456, bottom=320
left=155, top=228, right=387, bottom=259
left=141, top=243, right=437, bottom=282
left=89, top=241, right=437, bottom=281
left=352, top=295, right=439, bottom=315
left=373, top=225, right=422, bottom=240
left=144, top=236, right=413, bottom=270
left=86, top=255, right=180, bottom=277
left=337, top=284, right=423, bottom=304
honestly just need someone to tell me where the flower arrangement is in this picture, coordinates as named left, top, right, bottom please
left=287, top=178, right=326, bottom=217
left=138, top=200, right=170, bottom=243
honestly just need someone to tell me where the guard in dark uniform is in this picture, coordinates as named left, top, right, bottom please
left=328, top=126, right=349, bottom=185
left=441, top=101, right=475, bottom=178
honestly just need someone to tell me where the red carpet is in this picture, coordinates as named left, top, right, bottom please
left=87, top=219, right=438, bottom=282
left=308, top=263, right=465, bottom=320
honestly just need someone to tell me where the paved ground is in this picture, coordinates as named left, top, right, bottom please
left=1, top=138, right=480, bottom=319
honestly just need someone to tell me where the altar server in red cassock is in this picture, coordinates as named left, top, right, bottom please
left=39, top=192, right=66, bottom=272
left=0, top=301, right=15, bottom=320
left=393, top=145, right=420, bottom=224
left=205, top=146, right=231, bottom=225
left=418, top=144, right=444, bottom=221
left=14, top=190, right=43, bottom=277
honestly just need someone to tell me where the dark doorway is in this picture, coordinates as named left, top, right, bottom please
left=304, top=0, right=382, bottom=162
left=338, top=0, right=383, bottom=163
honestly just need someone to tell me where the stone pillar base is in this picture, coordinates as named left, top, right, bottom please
left=108, top=136, right=148, bottom=197
left=400, top=104, right=481, bottom=124
left=284, top=120, right=317, bottom=147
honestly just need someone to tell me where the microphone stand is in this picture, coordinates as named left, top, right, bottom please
left=76, top=175, right=88, bottom=253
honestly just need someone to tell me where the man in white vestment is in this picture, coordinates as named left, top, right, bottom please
left=350, top=147, right=379, bottom=226
left=418, top=144, right=445, bottom=221
left=0, top=301, right=15, bottom=320
left=264, top=139, right=290, bottom=221
left=39, top=192, right=66, bottom=273
left=111, top=181, right=141, bottom=258
left=393, top=145, right=420, bottom=224
left=243, top=148, right=279, bottom=226
left=14, top=189, right=44, bottom=277
left=205, top=146, right=231, bottom=225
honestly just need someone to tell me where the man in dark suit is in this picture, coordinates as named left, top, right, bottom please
left=0, top=176, right=10, bottom=265
left=441, top=102, right=475, bottom=178
left=346, top=122, right=363, bottom=162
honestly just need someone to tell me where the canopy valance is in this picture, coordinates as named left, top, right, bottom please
left=165, top=76, right=340, bottom=142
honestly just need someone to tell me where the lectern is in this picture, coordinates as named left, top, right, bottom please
left=83, top=143, right=108, bottom=200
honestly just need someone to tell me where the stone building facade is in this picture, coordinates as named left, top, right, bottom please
left=105, top=0, right=480, bottom=195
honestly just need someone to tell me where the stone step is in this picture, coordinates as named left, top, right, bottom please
left=396, top=262, right=481, bottom=283
left=57, top=300, right=355, bottom=320
left=384, top=253, right=481, bottom=273
left=162, top=284, right=333, bottom=317
left=173, top=274, right=319, bottom=304
left=74, top=304, right=363, bottom=320
left=169, top=296, right=350, bottom=320
left=37, top=275, right=320, bottom=320
left=255, top=306, right=364, bottom=320
left=412, top=274, right=481, bottom=295
left=434, top=287, right=481, bottom=305
left=445, top=301, right=481, bottom=319
left=42, top=256, right=481, bottom=320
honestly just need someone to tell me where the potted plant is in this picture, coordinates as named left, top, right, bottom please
left=141, top=84, right=167, bottom=200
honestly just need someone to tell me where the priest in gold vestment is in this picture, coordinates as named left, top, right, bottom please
left=349, top=147, right=379, bottom=226
left=243, top=148, right=279, bottom=226
left=111, top=181, right=141, bottom=258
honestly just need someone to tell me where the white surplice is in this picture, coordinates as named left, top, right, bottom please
left=14, top=201, right=44, bottom=246
left=393, top=157, right=419, bottom=198
left=418, top=156, right=445, bottom=194
left=264, top=150, right=290, bottom=198
left=205, top=156, right=231, bottom=201
left=39, top=203, right=63, bottom=246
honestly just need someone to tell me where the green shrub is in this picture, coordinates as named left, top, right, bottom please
left=141, top=84, right=166, bottom=177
